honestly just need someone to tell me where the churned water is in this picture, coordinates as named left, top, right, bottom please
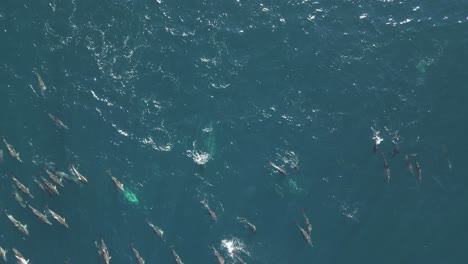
left=0, top=0, right=468, bottom=263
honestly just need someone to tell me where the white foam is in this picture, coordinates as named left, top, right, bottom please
left=371, top=128, right=383, bottom=145
left=186, top=149, right=211, bottom=165
left=221, top=237, right=249, bottom=258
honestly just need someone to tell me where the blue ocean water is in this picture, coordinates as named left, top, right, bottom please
left=1, top=0, right=468, bottom=263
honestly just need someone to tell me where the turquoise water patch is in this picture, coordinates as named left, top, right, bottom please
left=123, top=189, right=139, bottom=205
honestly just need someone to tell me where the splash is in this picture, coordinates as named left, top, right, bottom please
left=371, top=127, right=383, bottom=145
left=186, top=141, right=211, bottom=165
left=141, top=136, right=173, bottom=152
left=202, top=122, right=216, bottom=158
left=277, top=150, right=299, bottom=170
left=339, top=202, right=360, bottom=223
left=221, top=237, right=249, bottom=258
left=186, top=149, right=211, bottom=165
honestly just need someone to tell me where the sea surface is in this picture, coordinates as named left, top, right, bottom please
left=0, top=0, right=468, bottom=263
